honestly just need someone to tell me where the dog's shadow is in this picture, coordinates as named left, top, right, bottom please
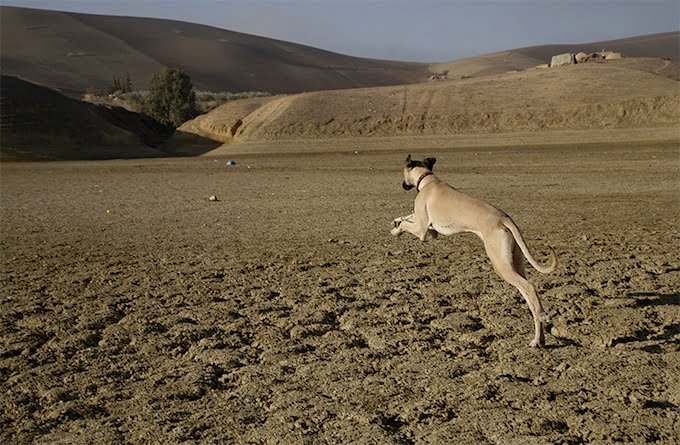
left=521, top=293, right=679, bottom=350
left=627, top=292, right=680, bottom=307
left=544, top=336, right=581, bottom=349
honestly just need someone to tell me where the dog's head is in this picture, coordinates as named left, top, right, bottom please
left=402, top=154, right=436, bottom=191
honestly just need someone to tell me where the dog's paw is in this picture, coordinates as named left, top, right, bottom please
left=390, top=227, right=402, bottom=237
left=392, top=216, right=406, bottom=227
left=392, top=214, right=415, bottom=228
left=529, top=338, right=545, bottom=348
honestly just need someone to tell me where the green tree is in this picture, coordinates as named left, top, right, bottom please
left=147, top=68, right=196, bottom=127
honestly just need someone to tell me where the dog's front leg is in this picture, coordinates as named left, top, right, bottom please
left=390, top=213, right=416, bottom=237
left=391, top=212, right=433, bottom=241
left=391, top=213, right=415, bottom=230
left=396, top=220, right=433, bottom=241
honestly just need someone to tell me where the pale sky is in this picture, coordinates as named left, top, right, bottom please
left=1, top=0, right=678, bottom=61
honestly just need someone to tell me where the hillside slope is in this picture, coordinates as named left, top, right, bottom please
left=513, top=32, right=679, bottom=64
left=171, top=61, right=679, bottom=154
left=0, top=6, right=428, bottom=94
left=0, top=76, right=178, bottom=160
left=4, top=6, right=675, bottom=95
left=432, top=32, right=679, bottom=79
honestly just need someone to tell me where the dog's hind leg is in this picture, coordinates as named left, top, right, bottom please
left=512, top=241, right=527, bottom=279
left=485, top=230, right=548, bottom=347
left=512, top=241, right=550, bottom=346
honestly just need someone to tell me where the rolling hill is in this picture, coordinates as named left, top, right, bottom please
left=1, top=5, right=677, bottom=160
left=0, top=5, right=428, bottom=94
left=3, top=6, right=677, bottom=95
left=431, top=32, right=679, bottom=79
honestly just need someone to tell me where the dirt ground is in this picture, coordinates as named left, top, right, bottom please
left=1, top=141, right=678, bottom=444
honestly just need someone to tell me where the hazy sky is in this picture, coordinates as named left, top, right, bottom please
left=2, top=0, right=678, bottom=61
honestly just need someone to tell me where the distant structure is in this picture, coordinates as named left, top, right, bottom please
left=575, top=52, right=589, bottom=63
left=600, top=51, right=623, bottom=60
left=429, top=70, right=449, bottom=81
left=549, top=50, right=624, bottom=67
left=550, top=53, right=575, bottom=67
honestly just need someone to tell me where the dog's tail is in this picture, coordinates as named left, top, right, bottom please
left=502, top=217, right=557, bottom=274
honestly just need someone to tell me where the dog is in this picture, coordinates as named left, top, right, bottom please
left=390, top=155, right=557, bottom=347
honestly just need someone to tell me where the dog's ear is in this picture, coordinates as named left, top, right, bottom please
left=404, top=154, right=412, bottom=166
left=424, top=157, right=437, bottom=171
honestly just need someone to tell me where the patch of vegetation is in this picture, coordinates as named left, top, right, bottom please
left=194, top=91, right=271, bottom=102
left=121, top=91, right=148, bottom=112
left=83, top=71, right=271, bottom=124
left=147, top=68, right=197, bottom=127
left=194, top=90, right=272, bottom=113
left=112, top=90, right=271, bottom=115
left=108, top=73, right=133, bottom=94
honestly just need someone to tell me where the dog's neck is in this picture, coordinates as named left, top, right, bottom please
left=415, top=171, right=434, bottom=192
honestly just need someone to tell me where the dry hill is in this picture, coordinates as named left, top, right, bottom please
left=1, top=4, right=677, bottom=160
left=169, top=61, right=679, bottom=155
left=0, top=6, right=428, bottom=94
left=0, top=75, right=182, bottom=160
left=6, top=6, right=674, bottom=95
left=513, top=32, right=679, bottom=64
left=431, top=32, right=679, bottom=79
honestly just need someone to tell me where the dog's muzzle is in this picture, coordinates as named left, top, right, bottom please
left=402, top=181, right=414, bottom=191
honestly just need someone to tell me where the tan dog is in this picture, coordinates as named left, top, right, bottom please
left=391, top=155, right=557, bottom=347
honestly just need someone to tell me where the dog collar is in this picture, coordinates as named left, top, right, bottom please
left=416, top=171, right=433, bottom=192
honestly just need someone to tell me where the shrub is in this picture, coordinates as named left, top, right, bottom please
left=123, top=91, right=148, bottom=113
left=108, top=73, right=133, bottom=94
left=147, top=68, right=196, bottom=127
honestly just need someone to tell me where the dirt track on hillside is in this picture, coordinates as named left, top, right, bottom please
left=1, top=142, right=679, bottom=444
